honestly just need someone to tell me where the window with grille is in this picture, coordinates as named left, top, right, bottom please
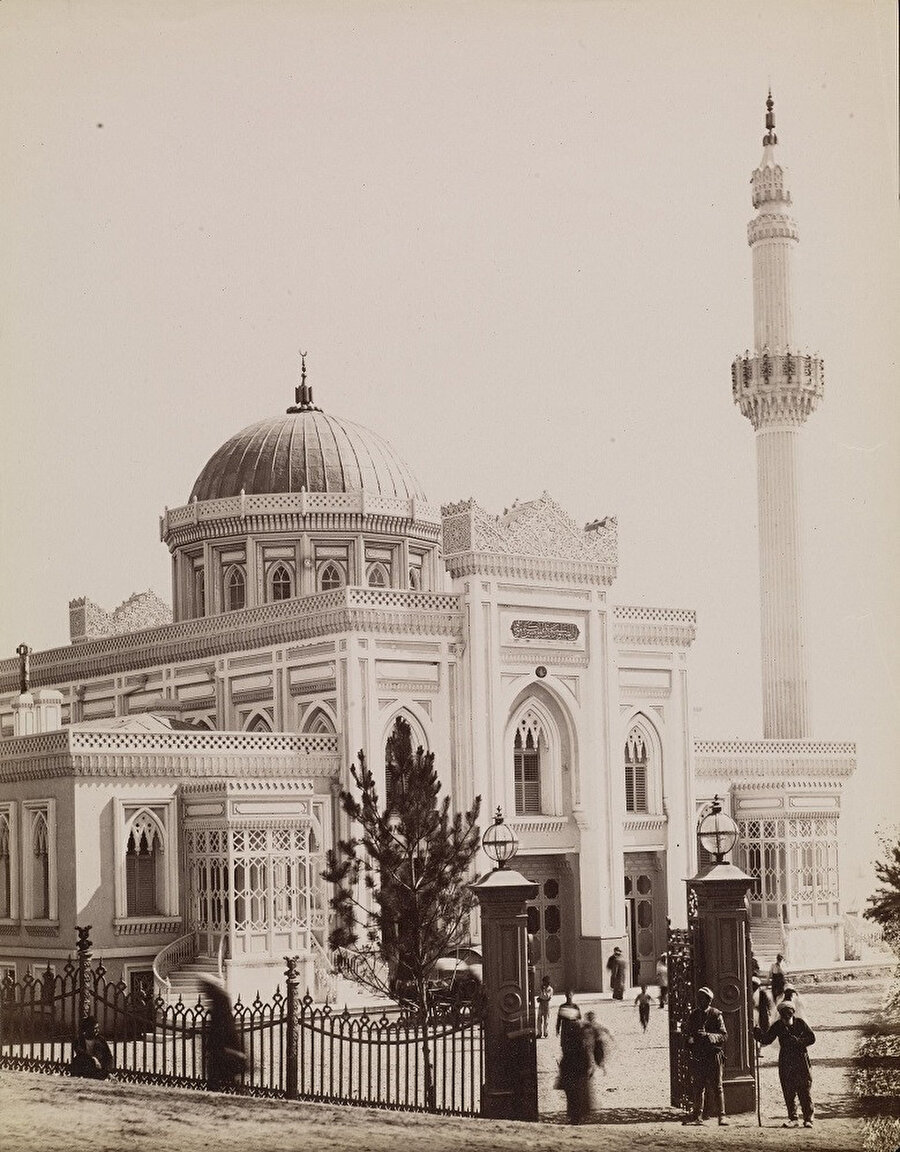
left=193, top=566, right=205, bottom=618
left=514, top=730, right=542, bottom=815
left=269, top=563, right=293, bottom=601
left=126, top=828, right=160, bottom=917
left=319, top=562, right=344, bottom=591
left=0, top=813, right=10, bottom=919
left=31, top=814, right=50, bottom=920
left=367, top=562, right=389, bottom=588
left=226, top=566, right=246, bottom=611
left=624, top=729, right=648, bottom=813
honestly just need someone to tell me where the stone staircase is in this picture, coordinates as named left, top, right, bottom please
left=749, top=917, right=784, bottom=968
left=160, top=954, right=220, bottom=1008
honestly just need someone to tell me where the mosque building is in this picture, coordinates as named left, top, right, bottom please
left=0, top=97, right=852, bottom=1002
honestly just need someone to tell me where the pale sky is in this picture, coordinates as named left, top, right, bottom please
left=1, top=1, right=897, bottom=899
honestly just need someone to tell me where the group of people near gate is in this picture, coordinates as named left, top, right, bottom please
left=543, top=946, right=816, bottom=1130
left=682, top=952, right=817, bottom=1130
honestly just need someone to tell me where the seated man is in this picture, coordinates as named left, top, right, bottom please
left=70, top=1015, right=114, bottom=1080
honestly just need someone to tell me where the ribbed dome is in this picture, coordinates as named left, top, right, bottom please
left=190, top=409, right=426, bottom=502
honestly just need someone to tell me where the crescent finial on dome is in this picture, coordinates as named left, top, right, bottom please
left=287, top=350, right=319, bottom=413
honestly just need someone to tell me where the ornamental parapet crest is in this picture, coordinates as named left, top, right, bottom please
left=731, top=350, right=824, bottom=429
left=613, top=605, right=696, bottom=648
left=441, top=492, right=617, bottom=573
left=0, top=588, right=463, bottom=693
left=751, top=162, right=791, bottom=209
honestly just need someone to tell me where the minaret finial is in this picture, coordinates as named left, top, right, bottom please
left=763, top=89, right=777, bottom=146
left=287, top=349, right=320, bottom=413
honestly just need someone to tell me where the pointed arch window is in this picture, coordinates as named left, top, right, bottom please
left=319, top=562, right=345, bottom=592
left=246, top=713, right=272, bottom=733
left=225, top=566, right=246, bottom=611
left=514, top=729, right=542, bottom=815
left=269, top=563, right=293, bottom=602
left=408, top=567, right=421, bottom=590
left=193, top=566, right=206, bottom=618
left=302, top=707, right=335, bottom=735
left=125, top=814, right=164, bottom=918
left=0, top=809, right=12, bottom=920
left=31, top=813, right=50, bottom=921
left=625, top=727, right=649, bottom=813
left=367, top=562, right=389, bottom=589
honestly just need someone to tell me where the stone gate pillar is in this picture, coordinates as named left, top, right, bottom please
left=469, top=866, right=539, bottom=1120
left=689, top=865, right=756, bottom=1114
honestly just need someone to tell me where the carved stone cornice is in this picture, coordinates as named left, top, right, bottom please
left=500, top=649, right=589, bottom=667
left=623, top=815, right=668, bottom=833
left=113, top=917, right=182, bottom=936
left=289, top=679, right=337, bottom=697
left=747, top=214, right=798, bottom=244
left=613, top=605, right=696, bottom=648
left=376, top=680, right=439, bottom=694
left=732, top=351, right=824, bottom=429
left=446, top=551, right=615, bottom=586
left=0, top=588, right=463, bottom=693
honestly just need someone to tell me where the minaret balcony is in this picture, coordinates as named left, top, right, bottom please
left=731, top=351, right=824, bottom=429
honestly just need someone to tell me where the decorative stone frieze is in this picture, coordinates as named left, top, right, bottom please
left=0, top=588, right=463, bottom=694
left=747, top=215, right=798, bottom=244
left=113, top=916, right=182, bottom=936
left=612, top=605, right=697, bottom=648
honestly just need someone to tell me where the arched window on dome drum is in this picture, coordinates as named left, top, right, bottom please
left=225, top=566, right=246, bottom=612
left=514, top=729, right=542, bottom=816
left=367, top=562, right=389, bottom=589
left=126, top=821, right=162, bottom=918
left=193, top=566, right=205, bottom=618
left=319, top=562, right=345, bottom=592
left=269, top=563, right=293, bottom=602
left=31, top=814, right=50, bottom=920
left=625, top=728, right=649, bottom=813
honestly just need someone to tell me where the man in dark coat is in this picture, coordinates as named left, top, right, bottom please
left=70, top=1015, right=114, bottom=1080
left=751, top=974, right=773, bottom=1032
left=606, top=947, right=627, bottom=1000
left=202, top=976, right=247, bottom=1092
left=556, top=1009, right=592, bottom=1124
left=683, top=986, right=728, bottom=1126
left=755, top=1001, right=816, bottom=1128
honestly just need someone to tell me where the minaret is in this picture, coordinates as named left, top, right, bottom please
left=731, top=94, right=824, bottom=739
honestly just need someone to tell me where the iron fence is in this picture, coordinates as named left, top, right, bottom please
left=0, top=928, right=483, bottom=1116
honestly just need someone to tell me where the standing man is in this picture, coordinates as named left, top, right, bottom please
left=769, top=953, right=787, bottom=1001
left=751, top=975, right=773, bottom=1032
left=555, top=990, right=580, bottom=1036
left=656, top=954, right=669, bottom=1008
left=682, top=986, right=728, bottom=1126
left=536, top=975, right=554, bottom=1039
left=606, top=947, right=627, bottom=1000
left=755, top=1001, right=816, bottom=1128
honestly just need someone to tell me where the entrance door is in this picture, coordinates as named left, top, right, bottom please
left=517, top=856, right=569, bottom=992
left=624, top=853, right=665, bottom=986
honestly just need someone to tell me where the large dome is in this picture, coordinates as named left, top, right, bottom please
left=190, top=408, right=426, bottom=502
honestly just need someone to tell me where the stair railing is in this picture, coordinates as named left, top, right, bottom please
left=216, top=930, right=227, bottom=982
left=153, top=929, right=199, bottom=998
left=308, top=933, right=338, bottom=1004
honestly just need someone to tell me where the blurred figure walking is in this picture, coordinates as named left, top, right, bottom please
left=202, top=976, right=247, bottom=1092
left=656, top=954, right=669, bottom=1008
left=635, top=984, right=652, bottom=1032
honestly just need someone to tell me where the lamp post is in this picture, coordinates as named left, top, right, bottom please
left=689, top=795, right=756, bottom=1114
left=469, top=808, right=538, bottom=1121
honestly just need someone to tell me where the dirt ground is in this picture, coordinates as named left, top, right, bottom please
left=0, top=976, right=893, bottom=1152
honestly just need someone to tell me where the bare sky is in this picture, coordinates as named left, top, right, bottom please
left=1, top=2, right=897, bottom=896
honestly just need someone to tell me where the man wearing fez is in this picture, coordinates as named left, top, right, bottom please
left=683, top=986, right=728, bottom=1126
left=755, top=1001, right=816, bottom=1129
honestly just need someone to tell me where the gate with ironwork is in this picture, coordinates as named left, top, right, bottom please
left=0, top=928, right=484, bottom=1116
left=666, top=918, right=695, bottom=1111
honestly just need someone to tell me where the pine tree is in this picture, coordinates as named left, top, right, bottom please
left=323, top=716, right=482, bottom=1002
left=322, top=717, right=481, bottom=1108
left=864, top=836, right=900, bottom=956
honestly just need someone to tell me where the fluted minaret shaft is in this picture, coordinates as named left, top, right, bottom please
left=732, top=96, right=824, bottom=739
